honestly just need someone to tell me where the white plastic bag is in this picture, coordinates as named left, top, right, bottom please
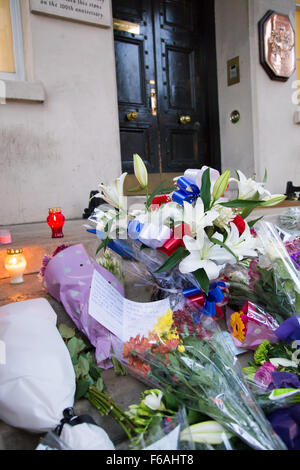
left=0, top=298, right=114, bottom=450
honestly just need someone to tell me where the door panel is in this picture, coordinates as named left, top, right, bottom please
left=115, top=38, right=146, bottom=105
left=113, top=0, right=159, bottom=174
left=112, top=0, right=220, bottom=178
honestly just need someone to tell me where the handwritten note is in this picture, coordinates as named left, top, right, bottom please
left=89, top=269, right=170, bottom=342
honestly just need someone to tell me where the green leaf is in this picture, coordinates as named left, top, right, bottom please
left=241, top=206, right=256, bottom=219
left=263, top=169, right=268, bottom=183
left=90, top=364, right=101, bottom=381
left=155, top=246, right=188, bottom=273
left=146, top=179, right=175, bottom=209
left=200, top=168, right=211, bottom=211
left=193, top=268, right=209, bottom=295
left=213, top=170, right=230, bottom=201
left=210, top=236, right=238, bottom=262
left=95, top=378, right=105, bottom=393
left=67, top=337, right=86, bottom=360
left=248, top=217, right=263, bottom=229
left=75, top=380, right=90, bottom=400
left=58, top=323, right=75, bottom=340
left=96, top=237, right=113, bottom=255
left=220, top=199, right=263, bottom=209
left=78, top=355, right=90, bottom=377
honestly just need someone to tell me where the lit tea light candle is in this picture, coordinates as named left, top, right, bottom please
left=4, top=249, right=27, bottom=284
left=47, top=208, right=65, bottom=238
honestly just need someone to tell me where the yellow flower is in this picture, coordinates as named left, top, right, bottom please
left=178, top=345, right=185, bottom=353
left=153, top=309, right=173, bottom=336
left=230, top=312, right=246, bottom=343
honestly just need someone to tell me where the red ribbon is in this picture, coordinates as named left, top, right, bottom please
left=158, top=224, right=191, bottom=256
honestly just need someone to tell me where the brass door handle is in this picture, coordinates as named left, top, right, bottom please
left=179, top=115, right=191, bottom=125
left=127, top=111, right=138, bottom=121
left=150, top=88, right=157, bottom=116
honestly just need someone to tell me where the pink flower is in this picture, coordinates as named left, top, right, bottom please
left=255, top=362, right=276, bottom=388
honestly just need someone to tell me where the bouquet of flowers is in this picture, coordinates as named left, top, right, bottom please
left=226, top=222, right=300, bottom=323
left=120, top=303, right=286, bottom=450
left=226, top=301, right=279, bottom=350
left=88, top=155, right=285, bottom=304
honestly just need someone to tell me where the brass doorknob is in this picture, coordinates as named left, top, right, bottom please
left=179, top=115, right=191, bottom=125
left=127, top=111, right=138, bottom=121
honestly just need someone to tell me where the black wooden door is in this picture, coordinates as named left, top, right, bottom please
left=113, top=0, right=220, bottom=177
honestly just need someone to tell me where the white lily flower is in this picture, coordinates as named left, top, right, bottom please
left=133, top=153, right=148, bottom=188
left=95, top=208, right=128, bottom=239
left=98, top=172, right=127, bottom=210
left=143, top=390, right=165, bottom=411
left=213, top=205, right=235, bottom=229
left=183, top=198, right=219, bottom=237
left=179, top=231, right=235, bottom=280
left=222, top=223, right=258, bottom=260
left=270, top=358, right=298, bottom=368
left=230, top=170, right=271, bottom=201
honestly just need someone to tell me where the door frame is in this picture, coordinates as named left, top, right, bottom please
left=113, top=0, right=221, bottom=195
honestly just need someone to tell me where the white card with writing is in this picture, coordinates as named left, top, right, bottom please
left=89, top=269, right=170, bottom=342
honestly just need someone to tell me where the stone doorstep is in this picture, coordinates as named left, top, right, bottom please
left=0, top=219, right=99, bottom=279
left=0, top=203, right=295, bottom=280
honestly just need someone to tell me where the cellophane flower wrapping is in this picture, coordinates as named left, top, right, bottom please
left=42, top=244, right=124, bottom=369
left=130, top=408, right=194, bottom=451
left=119, top=301, right=286, bottom=450
left=226, top=301, right=280, bottom=350
left=226, top=222, right=300, bottom=323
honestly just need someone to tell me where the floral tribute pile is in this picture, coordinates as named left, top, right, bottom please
left=39, top=154, right=300, bottom=450
left=92, top=154, right=285, bottom=298
left=83, top=154, right=300, bottom=449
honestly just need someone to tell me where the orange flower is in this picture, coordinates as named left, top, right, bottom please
left=123, top=335, right=140, bottom=358
left=230, top=311, right=246, bottom=343
left=128, top=356, right=151, bottom=376
left=135, top=336, right=152, bottom=355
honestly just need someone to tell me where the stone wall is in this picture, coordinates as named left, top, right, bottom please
left=0, top=0, right=121, bottom=225
left=215, top=0, right=299, bottom=194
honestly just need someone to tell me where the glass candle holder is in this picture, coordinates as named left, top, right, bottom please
left=47, top=208, right=65, bottom=238
left=4, top=249, right=27, bottom=284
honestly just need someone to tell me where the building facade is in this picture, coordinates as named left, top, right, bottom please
left=0, top=0, right=299, bottom=225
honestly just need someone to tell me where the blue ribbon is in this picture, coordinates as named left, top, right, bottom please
left=183, top=282, right=226, bottom=317
left=172, top=177, right=200, bottom=206
left=127, top=220, right=143, bottom=241
left=87, top=228, right=136, bottom=260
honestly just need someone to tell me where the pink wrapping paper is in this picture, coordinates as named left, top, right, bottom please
left=226, top=301, right=279, bottom=350
left=43, top=244, right=124, bottom=369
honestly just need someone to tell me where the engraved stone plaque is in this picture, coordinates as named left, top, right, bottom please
left=30, top=0, right=111, bottom=28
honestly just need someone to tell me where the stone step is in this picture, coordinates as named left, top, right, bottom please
left=0, top=219, right=99, bottom=280
left=0, top=203, right=294, bottom=281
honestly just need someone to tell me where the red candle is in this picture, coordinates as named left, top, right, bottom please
left=47, top=208, right=65, bottom=238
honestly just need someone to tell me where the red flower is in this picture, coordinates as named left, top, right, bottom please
left=232, top=215, right=246, bottom=235
left=151, top=195, right=172, bottom=209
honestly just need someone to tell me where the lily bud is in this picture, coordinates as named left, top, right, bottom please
left=260, top=195, right=286, bottom=207
left=133, top=154, right=148, bottom=189
left=180, top=421, right=232, bottom=445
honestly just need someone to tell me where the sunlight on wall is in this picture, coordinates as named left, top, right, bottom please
left=0, top=0, right=15, bottom=73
